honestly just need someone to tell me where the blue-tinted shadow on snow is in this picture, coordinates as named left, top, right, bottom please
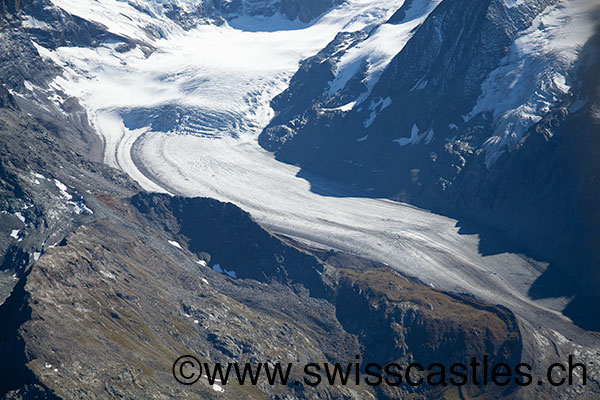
left=227, top=13, right=310, bottom=33
left=120, top=105, right=239, bottom=139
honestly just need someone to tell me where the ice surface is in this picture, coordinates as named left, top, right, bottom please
left=44, top=0, right=576, bottom=315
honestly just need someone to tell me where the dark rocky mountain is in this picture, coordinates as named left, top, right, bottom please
left=0, top=2, right=533, bottom=399
left=105, top=0, right=344, bottom=30
left=260, top=0, right=600, bottom=330
left=214, top=0, right=344, bottom=23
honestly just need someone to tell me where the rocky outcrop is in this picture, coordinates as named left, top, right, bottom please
left=0, top=199, right=523, bottom=398
left=280, top=0, right=342, bottom=23
left=213, top=0, right=343, bottom=23
left=334, top=267, right=522, bottom=399
left=129, top=193, right=330, bottom=298
left=0, top=86, right=16, bottom=110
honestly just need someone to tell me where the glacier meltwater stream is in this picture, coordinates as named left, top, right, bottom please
left=43, top=0, right=599, bottom=376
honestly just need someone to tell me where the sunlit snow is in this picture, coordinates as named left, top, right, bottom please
left=54, top=179, right=72, bottom=200
left=168, top=240, right=183, bottom=249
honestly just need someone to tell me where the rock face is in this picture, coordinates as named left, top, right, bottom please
left=211, top=0, right=343, bottom=23
left=259, top=0, right=600, bottom=328
left=106, top=0, right=344, bottom=29
left=260, top=0, right=563, bottom=190
left=0, top=86, right=16, bottom=109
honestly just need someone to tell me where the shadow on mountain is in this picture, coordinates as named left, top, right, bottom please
left=528, top=263, right=578, bottom=300
left=294, top=168, right=378, bottom=198
left=453, top=217, right=525, bottom=258
left=530, top=264, right=599, bottom=331
left=562, top=292, right=600, bottom=332
left=433, top=208, right=591, bottom=326
left=227, top=15, right=309, bottom=33
left=293, top=161, right=600, bottom=333
left=453, top=213, right=598, bottom=333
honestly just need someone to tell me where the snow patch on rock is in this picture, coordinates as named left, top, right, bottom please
left=168, top=240, right=183, bottom=249
left=54, top=179, right=72, bottom=200
left=393, top=124, right=434, bottom=146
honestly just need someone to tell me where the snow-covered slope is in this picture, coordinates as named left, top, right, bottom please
left=49, top=0, right=188, bottom=39
left=326, top=0, right=442, bottom=107
left=34, top=0, right=405, bottom=192
left=468, top=0, right=598, bottom=167
left=48, top=0, right=343, bottom=36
